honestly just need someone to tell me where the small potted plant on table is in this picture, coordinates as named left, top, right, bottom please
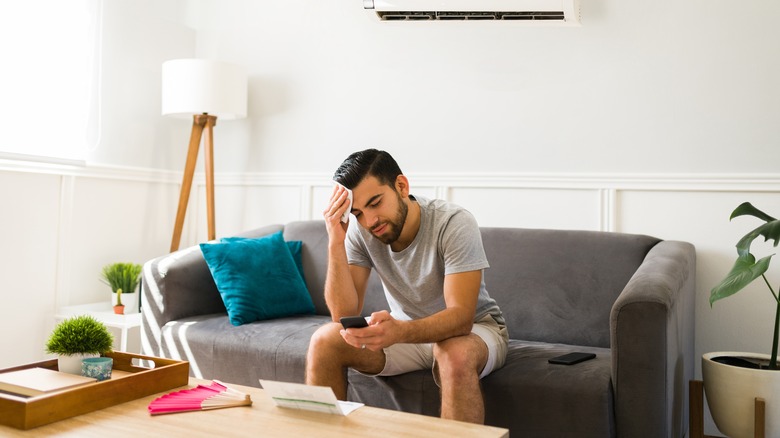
left=46, top=315, right=114, bottom=374
left=101, top=262, right=142, bottom=315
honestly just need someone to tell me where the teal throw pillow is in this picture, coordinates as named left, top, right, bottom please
left=200, top=231, right=314, bottom=326
left=222, top=236, right=305, bottom=283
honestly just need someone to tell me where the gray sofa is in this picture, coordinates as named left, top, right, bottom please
left=141, top=220, right=695, bottom=437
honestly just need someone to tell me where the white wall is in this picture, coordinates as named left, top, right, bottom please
left=90, top=0, right=195, bottom=170
left=182, top=0, right=780, bottom=176
left=0, top=0, right=194, bottom=367
left=2, top=1, right=779, bottom=435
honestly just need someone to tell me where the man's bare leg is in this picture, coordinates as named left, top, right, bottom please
left=434, top=334, right=489, bottom=424
left=305, top=322, right=385, bottom=400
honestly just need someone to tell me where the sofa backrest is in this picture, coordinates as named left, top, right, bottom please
left=480, top=227, right=660, bottom=348
left=282, top=221, right=659, bottom=348
left=279, top=220, right=336, bottom=316
left=278, top=221, right=392, bottom=317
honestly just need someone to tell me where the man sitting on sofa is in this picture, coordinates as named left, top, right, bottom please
left=305, top=148, right=509, bottom=424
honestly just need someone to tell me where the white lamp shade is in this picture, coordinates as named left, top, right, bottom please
left=162, top=59, right=247, bottom=120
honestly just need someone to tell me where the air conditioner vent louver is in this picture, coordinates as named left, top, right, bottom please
left=377, top=11, right=565, bottom=21
left=364, top=0, right=580, bottom=25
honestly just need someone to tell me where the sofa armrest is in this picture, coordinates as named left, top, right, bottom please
left=610, top=240, right=696, bottom=438
left=140, top=245, right=223, bottom=357
left=141, top=224, right=284, bottom=357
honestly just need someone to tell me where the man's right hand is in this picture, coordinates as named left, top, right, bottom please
left=323, top=184, right=368, bottom=319
left=323, top=184, right=351, bottom=242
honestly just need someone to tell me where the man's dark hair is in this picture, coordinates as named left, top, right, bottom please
left=333, top=149, right=403, bottom=190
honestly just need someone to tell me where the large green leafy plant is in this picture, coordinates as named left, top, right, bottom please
left=46, top=315, right=114, bottom=356
left=711, top=202, right=780, bottom=370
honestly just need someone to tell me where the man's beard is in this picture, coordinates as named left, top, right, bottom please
left=370, top=192, right=408, bottom=245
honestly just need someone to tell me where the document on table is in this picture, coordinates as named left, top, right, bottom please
left=259, top=379, right=364, bottom=416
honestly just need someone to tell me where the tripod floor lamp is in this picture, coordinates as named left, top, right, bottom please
left=162, top=59, right=247, bottom=252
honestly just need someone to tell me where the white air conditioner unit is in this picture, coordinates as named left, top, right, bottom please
left=363, top=0, right=580, bottom=24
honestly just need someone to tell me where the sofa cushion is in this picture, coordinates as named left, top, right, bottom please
left=482, top=341, right=614, bottom=437
left=161, top=313, right=330, bottom=386
left=200, top=231, right=315, bottom=325
left=348, top=340, right=614, bottom=437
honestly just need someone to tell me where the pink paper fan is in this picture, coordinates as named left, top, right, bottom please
left=148, top=380, right=252, bottom=415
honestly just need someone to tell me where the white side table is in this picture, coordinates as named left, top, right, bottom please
left=55, top=302, right=142, bottom=352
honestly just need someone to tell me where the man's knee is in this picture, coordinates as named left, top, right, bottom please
left=307, top=321, right=385, bottom=375
left=308, top=322, right=344, bottom=358
left=433, top=335, right=487, bottom=378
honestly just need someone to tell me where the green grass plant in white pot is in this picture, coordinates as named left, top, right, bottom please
left=707, top=202, right=780, bottom=438
left=46, top=315, right=114, bottom=375
left=101, top=262, right=142, bottom=315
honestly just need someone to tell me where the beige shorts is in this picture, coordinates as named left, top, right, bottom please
left=360, top=314, right=509, bottom=384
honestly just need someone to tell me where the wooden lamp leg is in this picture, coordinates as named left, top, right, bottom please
left=170, top=115, right=206, bottom=252
left=170, top=114, right=219, bottom=252
left=202, top=115, right=217, bottom=242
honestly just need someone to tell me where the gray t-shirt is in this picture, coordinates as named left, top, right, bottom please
left=346, top=195, right=503, bottom=324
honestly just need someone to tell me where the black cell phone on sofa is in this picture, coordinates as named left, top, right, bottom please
left=340, top=316, right=369, bottom=329
left=548, top=352, right=596, bottom=365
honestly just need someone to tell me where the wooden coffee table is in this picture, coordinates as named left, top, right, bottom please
left=0, top=378, right=509, bottom=437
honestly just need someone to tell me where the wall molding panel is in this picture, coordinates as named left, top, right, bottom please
left=5, top=158, right=780, bottom=237
left=5, top=158, right=780, bottom=198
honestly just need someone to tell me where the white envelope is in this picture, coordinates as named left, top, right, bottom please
left=259, top=379, right=364, bottom=416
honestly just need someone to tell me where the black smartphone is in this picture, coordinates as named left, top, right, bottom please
left=340, top=316, right=369, bottom=329
left=548, top=352, right=596, bottom=365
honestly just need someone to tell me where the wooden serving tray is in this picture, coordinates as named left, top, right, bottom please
left=0, top=351, right=189, bottom=430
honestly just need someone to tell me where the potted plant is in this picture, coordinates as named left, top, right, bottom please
left=101, top=262, right=142, bottom=315
left=46, top=315, right=114, bottom=374
left=707, top=201, right=780, bottom=438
